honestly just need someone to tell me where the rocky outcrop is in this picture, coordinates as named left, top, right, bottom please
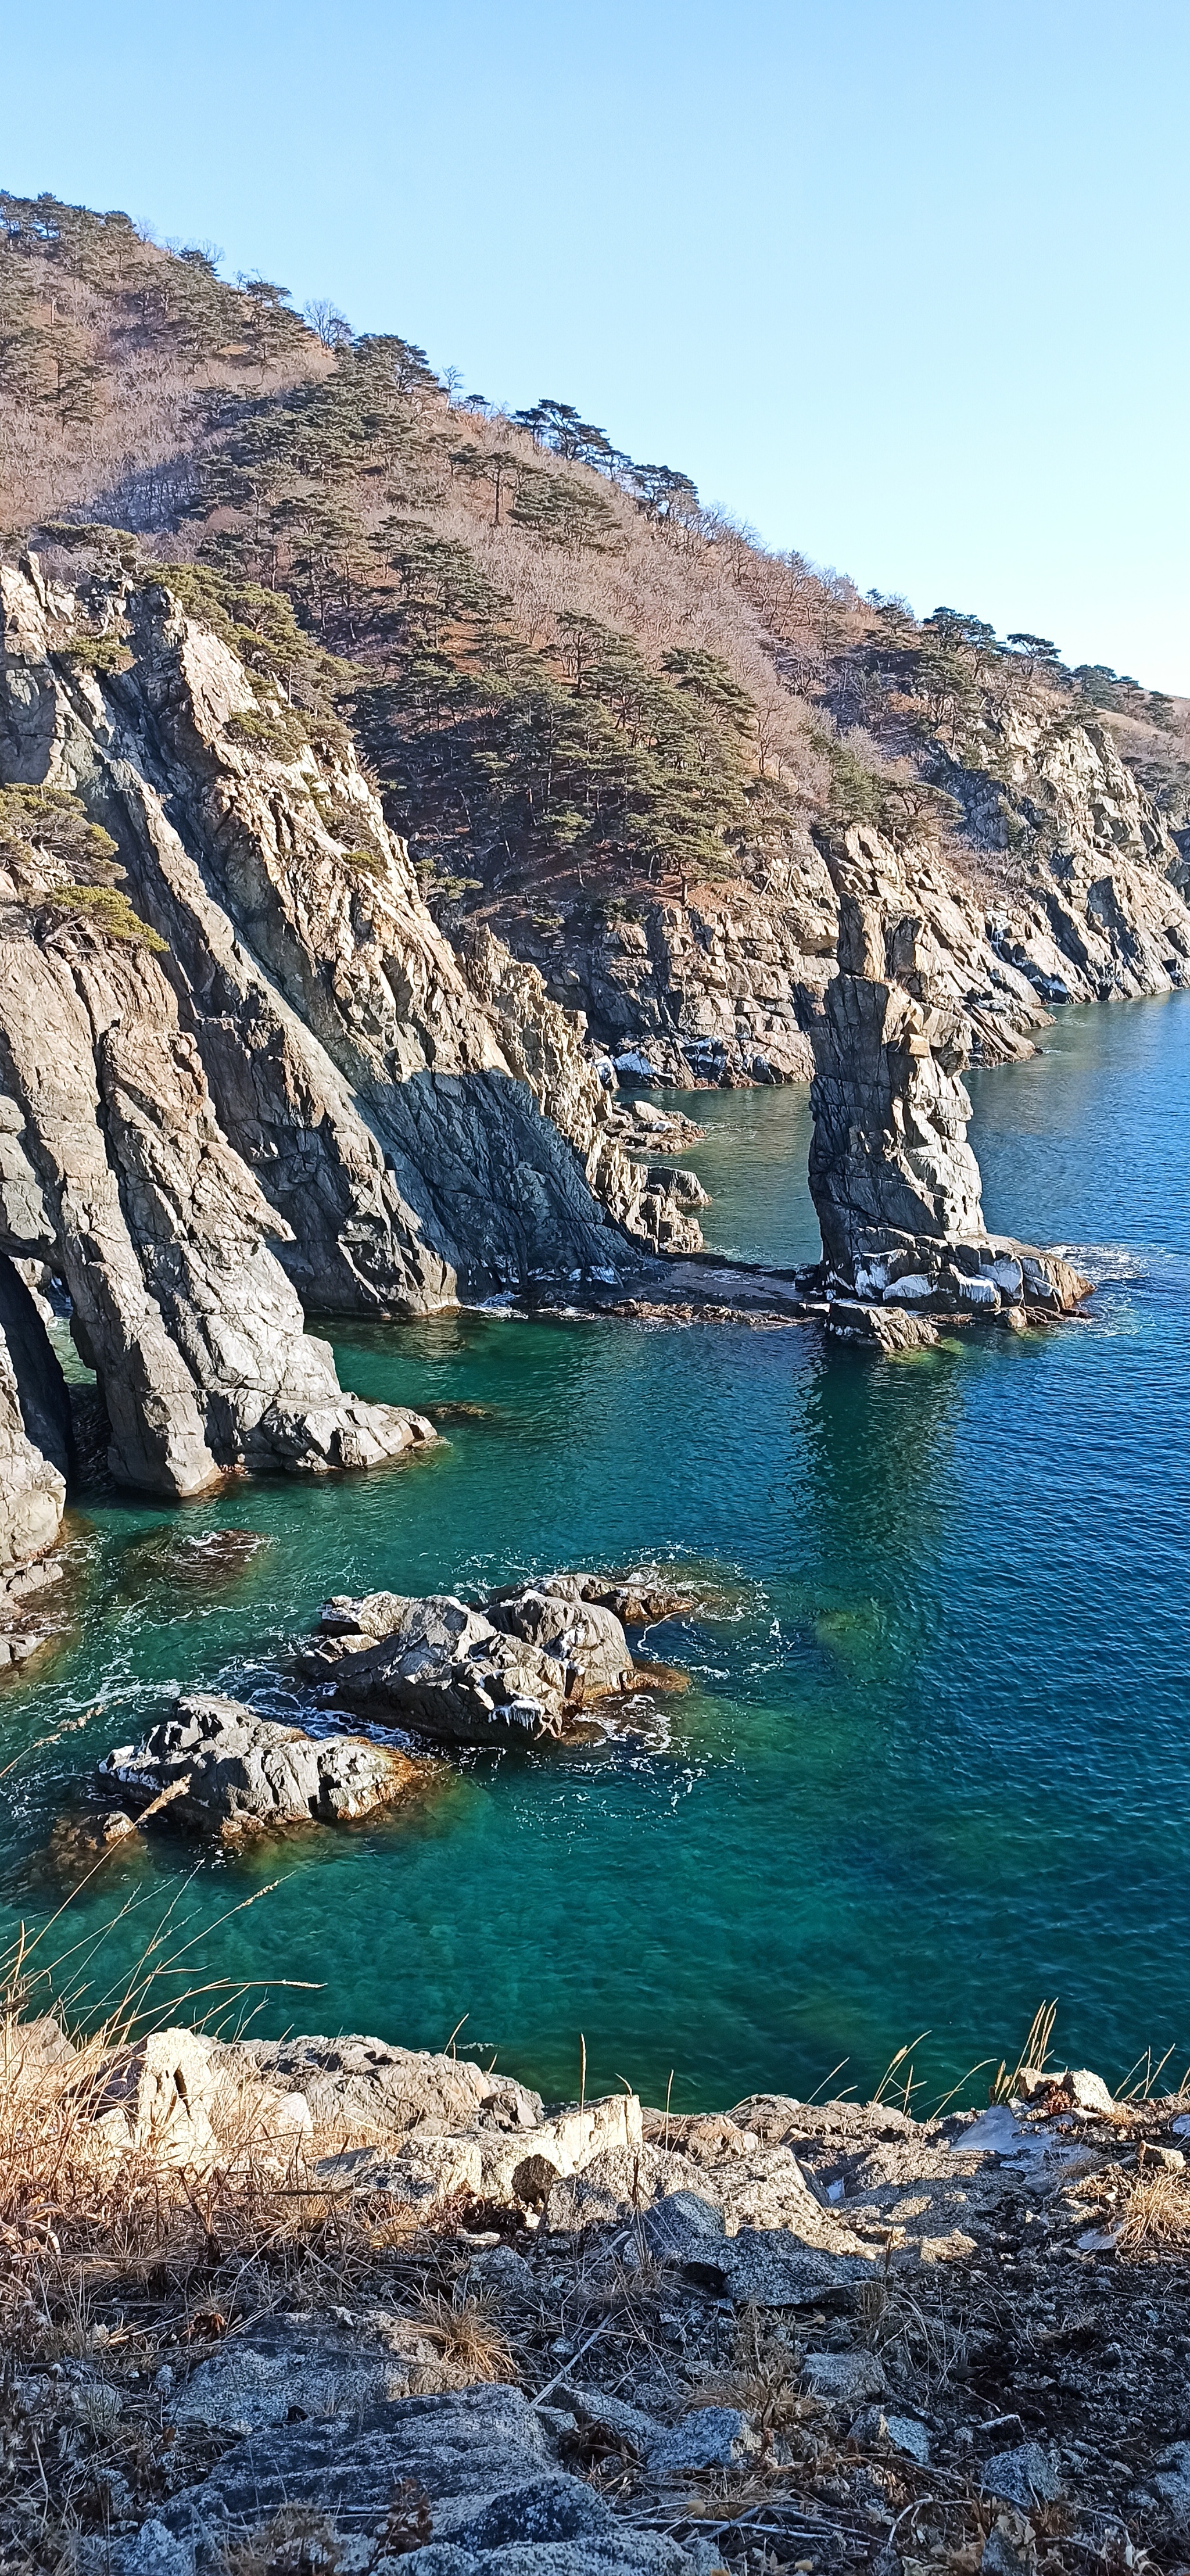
left=809, top=823, right=1091, bottom=1320
left=0, top=898, right=436, bottom=1493
left=94, top=1691, right=428, bottom=1842
left=16, top=2009, right=1190, bottom=2576
left=0, top=554, right=695, bottom=1325
left=468, top=706, right=1190, bottom=1089
left=296, top=1577, right=652, bottom=1746
left=937, top=704, right=1190, bottom=1005
left=0, top=1248, right=71, bottom=1561
left=458, top=927, right=701, bottom=1251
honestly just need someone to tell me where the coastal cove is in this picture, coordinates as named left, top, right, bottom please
left=2, top=993, right=1188, bottom=2112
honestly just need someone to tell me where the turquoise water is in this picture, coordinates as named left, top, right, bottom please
left=2, top=994, right=1189, bottom=2113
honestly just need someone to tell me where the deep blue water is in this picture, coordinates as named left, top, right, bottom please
left=2, top=993, right=1188, bottom=2116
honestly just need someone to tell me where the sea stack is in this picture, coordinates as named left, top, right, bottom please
left=809, top=823, right=1091, bottom=1331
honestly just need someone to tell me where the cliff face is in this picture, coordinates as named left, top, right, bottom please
left=934, top=704, right=1190, bottom=1004
left=0, top=553, right=704, bottom=1511
left=471, top=706, right=1190, bottom=1088
left=808, top=822, right=1089, bottom=1324
left=0, top=557, right=697, bottom=1317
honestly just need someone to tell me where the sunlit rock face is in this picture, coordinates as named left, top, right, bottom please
left=809, top=824, right=1089, bottom=1322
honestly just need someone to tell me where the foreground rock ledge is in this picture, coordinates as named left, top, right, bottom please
left=15, top=2016, right=1190, bottom=2576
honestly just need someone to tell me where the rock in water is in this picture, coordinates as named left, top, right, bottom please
left=297, top=1580, right=643, bottom=1745
left=809, top=825, right=1091, bottom=1319
left=96, top=1692, right=427, bottom=1840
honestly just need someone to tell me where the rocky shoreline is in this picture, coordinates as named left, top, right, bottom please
left=5, top=2008, right=1190, bottom=2576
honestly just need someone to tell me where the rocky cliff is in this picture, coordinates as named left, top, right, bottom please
left=466, top=701, right=1190, bottom=1089
left=0, top=552, right=702, bottom=1521
left=808, top=823, right=1091, bottom=1335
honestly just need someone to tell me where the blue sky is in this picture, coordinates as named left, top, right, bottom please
left=9, top=1, right=1188, bottom=686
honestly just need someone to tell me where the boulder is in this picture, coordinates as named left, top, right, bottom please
left=96, top=1692, right=426, bottom=1840
left=146, top=2386, right=697, bottom=2572
left=826, top=1299, right=939, bottom=1352
left=298, top=1582, right=642, bottom=1746
left=88, top=2027, right=313, bottom=2172
left=230, top=2033, right=543, bottom=2140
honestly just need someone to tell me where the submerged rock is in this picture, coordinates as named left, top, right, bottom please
left=297, top=1575, right=683, bottom=1746
left=96, top=1690, right=427, bottom=1840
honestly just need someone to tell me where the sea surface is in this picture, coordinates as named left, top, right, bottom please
left=2, top=992, right=1188, bottom=2115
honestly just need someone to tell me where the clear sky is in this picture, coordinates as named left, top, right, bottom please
left=8, top=1, right=1188, bottom=686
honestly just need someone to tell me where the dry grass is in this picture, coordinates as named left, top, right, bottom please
left=410, top=2288, right=517, bottom=2387
left=1101, top=2162, right=1190, bottom=2255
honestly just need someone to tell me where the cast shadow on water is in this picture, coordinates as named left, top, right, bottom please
left=1, top=994, right=1189, bottom=2108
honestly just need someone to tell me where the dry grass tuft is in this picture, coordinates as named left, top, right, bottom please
left=1112, top=2165, right=1190, bottom=2254
left=411, top=2289, right=518, bottom=2388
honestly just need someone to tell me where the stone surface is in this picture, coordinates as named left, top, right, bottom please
left=808, top=823, right=1092, bottom=1319
left=802, top=2349, right=887, bottom=2404
left=982, top=2443, right=1064, bottom=2509
left=850, top=2405, right=931, bottom=2463
left=96, top=1691, right=427, bottom=1840
left=152, top=2386, right=694, bottom=2571
left=0, top=557, right=693, bottom=1352
left=170, top=2314, right=425, bottom=2432
left=231, top=2033, right=543, bottom=2141
left=0, top=1249, right=71, bottom=1563
left=826, top=1298, right=939, bottom=1352
left=298, top=1582, right=643, bottom=1746
left=646, top=2405, right=759, bottom=2475
left=88, top=2027, right=313, bottom=2172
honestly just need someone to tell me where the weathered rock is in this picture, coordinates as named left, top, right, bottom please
left=0, top=887, right=440, bottom=1493
left=0, top=556, right=691, bottom=1340
left=716, top=2224, right=875, bottom=2306
left=88, top=2026, right=313, bottom=2171
left=982, top=2444, right=1065, bottom=2509
left=460, top=926, right=701, bottom=1255
left=851, top=2404, right=931, bottom=2463
left=826, top=1298, right=939, bottom=1351
left=802, top=2349, right=887, bottom=2405
left=298, top=1582, right=643, bottom=1746
left=170, top=2313, right=425, bottom=2433
left=150, top=2386, right=696, bottom=2572
left=231, top=2033, right=544, bottom=2140
left=96, top=1692, right=426, bottom=1840
left=647, top=2405, right=759, bottom=2475
left=0, top=1249, right=70, bottom=1562
left=809, top=823, right=1092, bottom=1320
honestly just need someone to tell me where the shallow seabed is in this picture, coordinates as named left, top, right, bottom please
left=2, top=993, right=1189, bottom=2113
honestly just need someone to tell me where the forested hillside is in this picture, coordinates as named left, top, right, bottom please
left=5, top=187, right=1189, bottom=1083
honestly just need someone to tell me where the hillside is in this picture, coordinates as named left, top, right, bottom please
left=4, top=186, right=1190, bottom=1084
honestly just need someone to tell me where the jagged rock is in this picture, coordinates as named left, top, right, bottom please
left=0, top=557, right=688, bottom=1334
left=459, top=926, right=701, bottom=1254
left=851, top=2405, right=931, bottom=2463
left=230, top=2033, right=544, bottom=2139
left=809, top=824, right=1092, bottom=1320
left=96, top=1692, right=427, bottom=1839
left=148, top=2385, right=697, bottom=2573
left=826, top=1298, right=940, bottom=1350
left=982, top=2444, right=1064, bottom=2510
left=88, top=2026, right=313, bottom=2172
left=0, top=1249, right=70, bottom=1561
left=297, top=1582, right=643, bottom=1746
left=647, top=2406, right=759, bottom=2475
